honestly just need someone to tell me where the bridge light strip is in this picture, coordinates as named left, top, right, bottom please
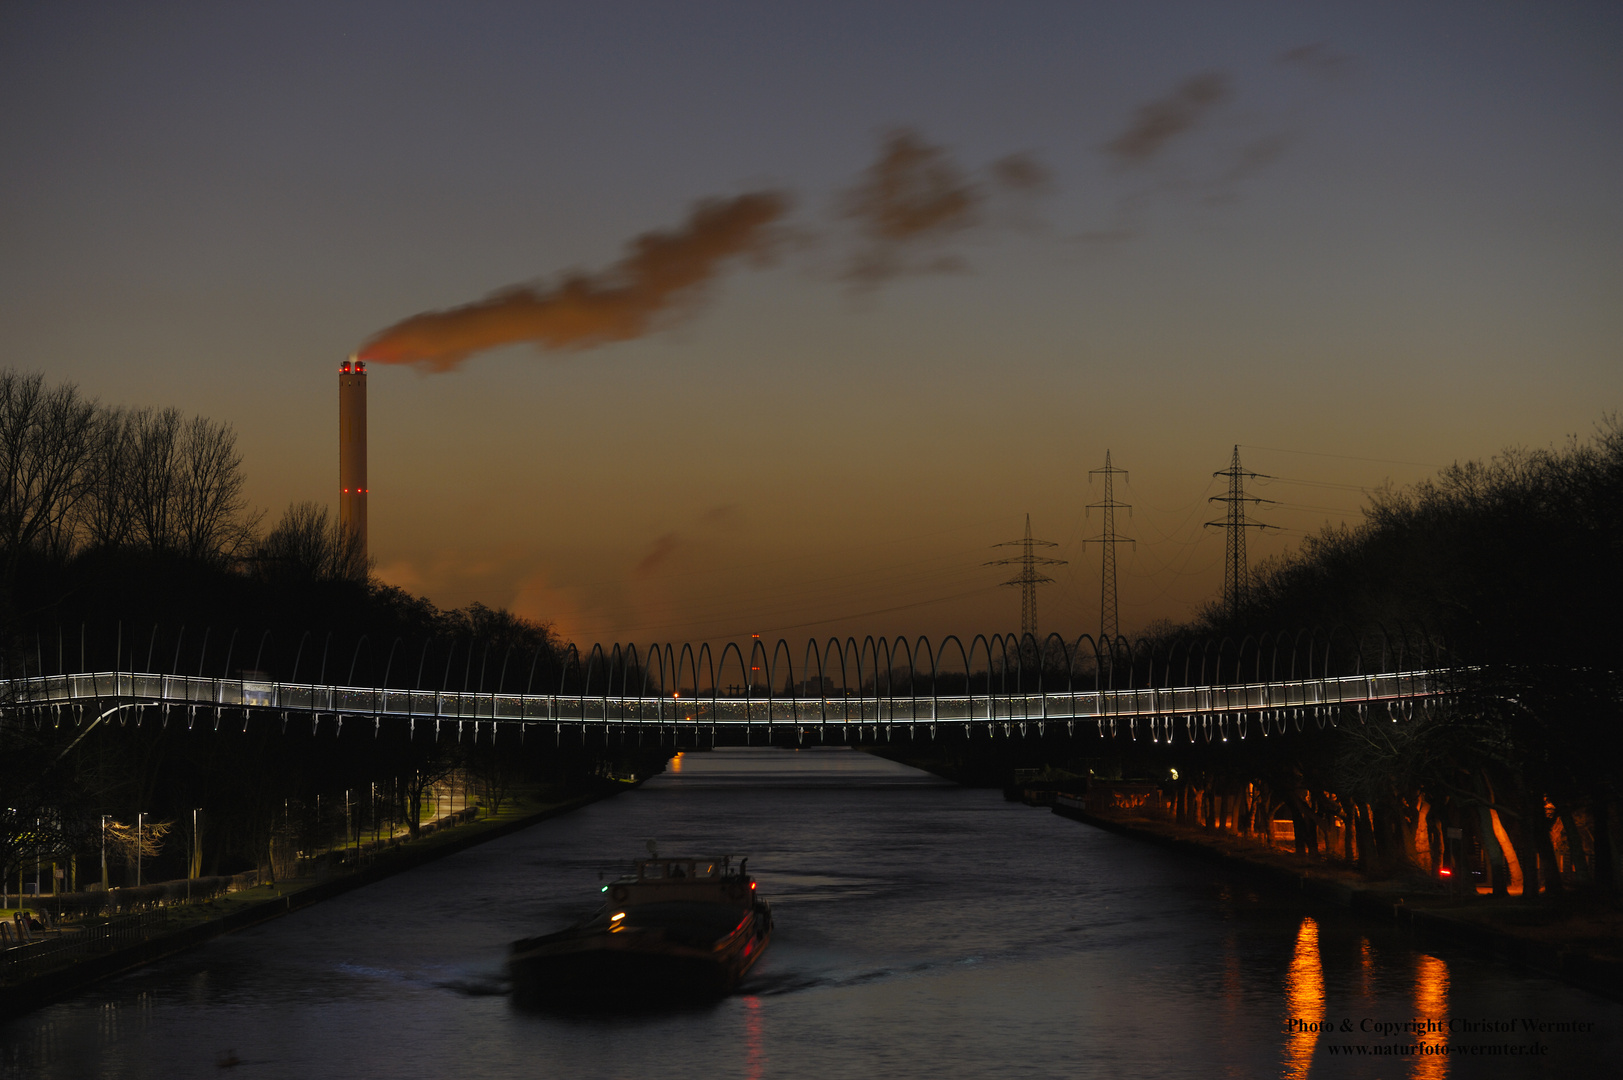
left=6, top=669, right=1449, bottom=730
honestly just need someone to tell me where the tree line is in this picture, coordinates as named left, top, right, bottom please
left=1159, top=418, right=1623, bottom=897
left=0, top=368, right=647, bottom=896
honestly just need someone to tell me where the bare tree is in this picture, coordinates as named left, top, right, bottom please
left=75, top=406, right=139, bottom=550
left=125, top=407, right=258, bottom=561
left=0, top=370, right=98, bottom=574
left=257, top=501, right=368, bottom=582
left=128, top=406, right=183, bottom=552
left=174, top=414, right=258, bottom=561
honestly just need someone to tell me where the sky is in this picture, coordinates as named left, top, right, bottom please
left=2, top=1, right=1618, bottom=649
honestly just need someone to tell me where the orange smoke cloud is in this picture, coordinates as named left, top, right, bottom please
left=358, top=191, right=791, bottom=370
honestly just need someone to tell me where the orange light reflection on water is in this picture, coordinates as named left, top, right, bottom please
left=743, top=993, right=765, bottom=1080
left=1221, top=933, right=1248, bottom=1080
left=1282, top=916, right=1323, bottom=1080
left=1412, top=954, right=1449, bottom=1080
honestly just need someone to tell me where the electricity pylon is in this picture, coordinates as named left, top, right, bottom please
left=986, top=514, right=1066, bottom=639
left=1204, top=445, right=1276, bottom=619
left=1085, top=450, right=1133, bottom=643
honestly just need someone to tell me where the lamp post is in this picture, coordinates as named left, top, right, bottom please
left=100, top=815, right=109, bottom=893
left=136, top=811, right=143, bottom=888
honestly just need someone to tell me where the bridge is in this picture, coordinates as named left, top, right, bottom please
left=3, top=631, right=1451, bottom=746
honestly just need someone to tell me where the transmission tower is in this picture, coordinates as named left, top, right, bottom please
left=986, top=514, right=1066, bottom=639
left=1085, top=450, right=1133, bottom=643
left=1204, top=445, right=1276, bottom=619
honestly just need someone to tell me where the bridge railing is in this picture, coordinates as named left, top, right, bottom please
left=4, top=669, right=1445, bottom=726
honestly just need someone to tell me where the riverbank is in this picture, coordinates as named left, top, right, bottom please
left=0, top=781, right=636, bottom=1017
left=1048, top=799, right=1623, bottom=1002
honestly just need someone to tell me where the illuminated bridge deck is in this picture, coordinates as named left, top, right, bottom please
left=5, top=669, right=1448, bottom=738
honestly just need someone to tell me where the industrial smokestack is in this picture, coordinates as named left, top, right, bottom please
left=339, top=356, right=368, bottom=559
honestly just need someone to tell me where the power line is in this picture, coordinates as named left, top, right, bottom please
left=985, top=513, right=1066, bottom=639
left=1085, top=450, right=1133, bottom=642
left=1239, top=444, right=1443, bottom=469
left=1205, top=445, right=1277, bottom=619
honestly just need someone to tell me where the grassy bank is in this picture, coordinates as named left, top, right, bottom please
left=0, top=780, right=638, bottom=1017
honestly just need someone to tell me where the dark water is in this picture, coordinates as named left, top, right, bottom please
left=3, top=748, right=1619, bottom=1079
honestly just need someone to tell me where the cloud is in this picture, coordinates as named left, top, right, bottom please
left=700, top=503, right=742, bottom=529
left=372, top=558, right=425, bottom=594
left=510, top=571, right=585, bottom=645
left=1279, top=42, right=1354, bottom=79
left=1205, top=132, right=1295, bottom=204
left=358, top=190, right=791, bottom=371
left=989, top=152, right=1053, bottom=194
left=1104, top=72, right=1231, bottom=165
left=632, top=531, right=682, bottom=578
left=840, top=129, right=984, bottom=285
left=632, top=505, right=742, bottom=579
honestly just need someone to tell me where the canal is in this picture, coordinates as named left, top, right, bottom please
left=3, top=748, right=1619, bottom=1078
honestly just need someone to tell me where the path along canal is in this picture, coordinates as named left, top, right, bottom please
left=3, top=748, right=1619, bottom=1079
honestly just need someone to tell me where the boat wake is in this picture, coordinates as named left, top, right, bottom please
left=742, top=954, right=980, bottom=997
left=434, top=973, right=511, bottom=997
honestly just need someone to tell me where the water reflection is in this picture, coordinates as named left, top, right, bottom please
left=3, top=749, right=1619, bottom=1080
left=1221, top=932, right=1248, bottom=1080
left=1359, top=936, right=1376, bottom=1003
left=1281, top=916, right=1323, bottom=1080
left=743, top=994, right=765, bottom=1080
left=1412, top=953, right=1449, bottom=1080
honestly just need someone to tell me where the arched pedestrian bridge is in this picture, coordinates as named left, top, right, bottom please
left=3, top=630, right=1452, bottom=747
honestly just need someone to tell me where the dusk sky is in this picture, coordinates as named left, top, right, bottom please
left=3, top=2, right=1618, bottom=648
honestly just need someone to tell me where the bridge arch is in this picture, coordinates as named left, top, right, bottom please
left=802, top=638, right=826, bottom=723
left=344, top=635, right=369, bottom=695
left=718, top=640, right=749, bottom=726
left=767, top=637, right=795, bottom=724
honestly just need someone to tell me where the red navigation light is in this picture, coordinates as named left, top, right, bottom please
left=1439, top=867, right=1452, bottom=877
left=341, top=361, right=351, bottom=373
left=750, top=881, right=756, bottom=890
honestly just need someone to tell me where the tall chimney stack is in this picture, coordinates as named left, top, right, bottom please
left=339, top=356, right=368, bottom=559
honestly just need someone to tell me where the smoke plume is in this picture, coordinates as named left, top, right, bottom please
left=1105, top=72, right=1231, bottom=164
left=841, top=129, right=983, bottom=285
left=358, top=191, right=790, bottom=371
left=633, top=531, right=682, bottom=578
left=989, top=152, right=1052, bottom=194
